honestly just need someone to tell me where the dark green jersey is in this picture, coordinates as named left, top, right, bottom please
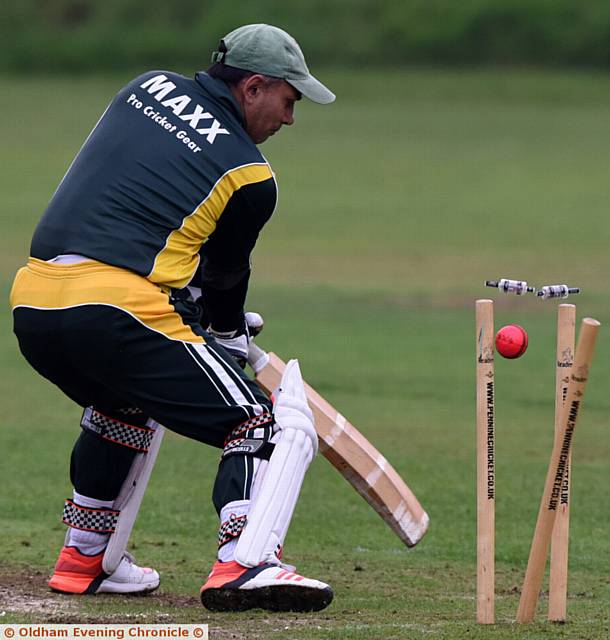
left=30, top=71, right=277, bottom=330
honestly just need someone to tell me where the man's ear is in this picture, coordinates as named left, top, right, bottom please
left=241, top=75, right=266, bottom=104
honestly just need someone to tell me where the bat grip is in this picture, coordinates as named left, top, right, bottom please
left=247, top=341, right=270, bottom=374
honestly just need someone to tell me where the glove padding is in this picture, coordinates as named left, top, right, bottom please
left=245, top=311, right=264, bottom=337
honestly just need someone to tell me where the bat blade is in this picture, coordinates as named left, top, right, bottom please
left=255, top=351, right=429, bottom=547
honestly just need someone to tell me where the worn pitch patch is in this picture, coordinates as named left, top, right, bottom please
left=0, top=570, right=77, bottom=619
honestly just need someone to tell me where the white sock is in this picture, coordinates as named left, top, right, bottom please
left=67, top=491, right=112, bottom=556
left=218, top=500, right=250, bottom=563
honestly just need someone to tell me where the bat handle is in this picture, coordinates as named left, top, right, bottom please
left=247, top=340, right=270, bottom=374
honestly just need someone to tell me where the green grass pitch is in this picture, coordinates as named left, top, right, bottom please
left=1, top=69, right=609, bottom=638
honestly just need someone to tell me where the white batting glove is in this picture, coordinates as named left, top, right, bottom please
left=208, top=327, right=249, bottom=367
left=209, top=312, right=265, bottom=368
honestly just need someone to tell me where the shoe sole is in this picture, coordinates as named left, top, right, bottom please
left=50, top=582, right=160, bottom=596
left=201, top=585, right=333, bottom=612
left=96, top=581, right=160, bottom=595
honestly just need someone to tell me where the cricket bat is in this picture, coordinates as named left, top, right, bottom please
left=248, top=342, right=430, bottom=547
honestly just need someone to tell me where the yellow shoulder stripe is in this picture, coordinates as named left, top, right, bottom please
left=149, top=163, right=273, bottom=289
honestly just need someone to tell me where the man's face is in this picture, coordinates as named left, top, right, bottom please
left=241, top=78, right=301, bottom=144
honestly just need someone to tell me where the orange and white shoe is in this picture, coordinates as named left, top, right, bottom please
left=200, top=560, right=333, bottom=612
left=49, top=546, right=159, bottom=595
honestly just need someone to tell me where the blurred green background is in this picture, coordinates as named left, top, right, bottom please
left=2, top=0, right=610, bottom=72
left=1, top=2, right=609, bottom=638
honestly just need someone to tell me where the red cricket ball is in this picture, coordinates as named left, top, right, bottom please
left=495, top=324, right=528, bottom=359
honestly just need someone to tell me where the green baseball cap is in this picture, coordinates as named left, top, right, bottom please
left=211, top=24, right=335, bottom=105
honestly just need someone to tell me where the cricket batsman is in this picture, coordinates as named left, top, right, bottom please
left=10, top=24, right=335, bottom=612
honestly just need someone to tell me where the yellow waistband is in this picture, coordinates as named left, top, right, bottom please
left=10, top=258, right=204, bottom=344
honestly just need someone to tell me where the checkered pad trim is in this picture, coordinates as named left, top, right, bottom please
left=62, top=499, right=120, bottom=533
left=224, top=412, right=274, bottom=447
left=223, top=438, right=246, bottom=453
left=81, top=408, right=154, bottom=452
left=218, top=513, right=247, bottom=548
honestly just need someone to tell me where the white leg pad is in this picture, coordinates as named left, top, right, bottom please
left=102, top=420, right=164, bottom=574
left=234, top=427, right=314, bottom=567
left=235, top=359, right=317, bottom=568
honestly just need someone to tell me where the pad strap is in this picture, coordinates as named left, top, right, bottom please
left=222, top=412, right=275, bottom=460
left=81, top=407, right=155, bottom=452
left=62, top=499, right=120, bottom=533
left=223, top=412, right=275, bottom=445
left=218, top=513, right=248, bottom=548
